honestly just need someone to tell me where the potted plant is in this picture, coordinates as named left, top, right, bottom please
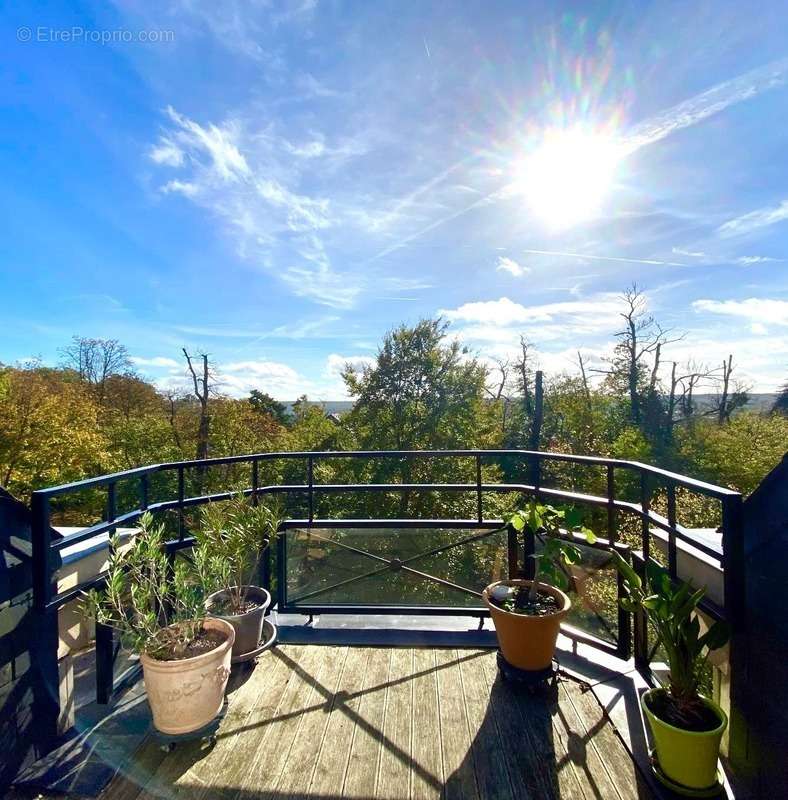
left=82, top=512, right=234, bottom=736
left=613, top=555, right=730, bottom=795
left=192, top=495, right=280, bottom=659
left=483, top=501, right=595, bottom=671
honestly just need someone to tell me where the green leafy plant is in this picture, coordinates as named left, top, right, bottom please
left=81, top=512, right=206, bottom=660
left=192, top=495, right=281, bottom=615
left=507, top=501, right=596, bottom=601
left=613, top=554, right=729, bottom=726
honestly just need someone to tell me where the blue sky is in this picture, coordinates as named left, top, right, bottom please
left=2, top=0, right=787, bottom=398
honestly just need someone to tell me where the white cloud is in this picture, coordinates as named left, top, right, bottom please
left=162, top=179, right=199, bottom=197
left=131, top=356, right=179, bottom=368
left=442, top=295, right=622, bottom=328
left=717, top=200, right=788, bottom=238
left=672, top=247, right=706, bottom=258
left=693, top=297, right=788, bottom=326
left=149, top=139, right=184, bottom=167
left=751, top=323, right=768, bottom=335
left=220, top=360, right=307, bottom=399
left=735, top=255, right=781, bottom=265
left=496, top=256, right=529, bottom=277
left=166, top=105, right=250, bottom=181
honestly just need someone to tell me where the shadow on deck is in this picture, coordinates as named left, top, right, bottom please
left=87, top=644, right=653, bottom=800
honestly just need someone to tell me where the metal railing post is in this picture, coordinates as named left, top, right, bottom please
left=307, top=456, right=314, bottom=523
left=177, top=466, right=185, bottom=540
left=667, top=482, right=677, bottom=578
left=522, top=521, right=536, bottom=581
left=633, top=470, right=652, bottom=670
left=96, top=482, right=116, bottom=704
left=475, top=454, right=483, bottom=523
left=640, top=470, right=651, bottom=564
left=251, top=458, right=259, bottom=507
left=139, top=473, right=149, bottom=512
left=30, top=492, right=60, bottom=748
left=507, top=524, right=519, bottom=579
left=277, top=525, right=287, bottom=611
left=632, top=551, right=649, bottom=671
left=606, top=465, right=616, bottom=544
left=607, top=465, right=631, bottom=660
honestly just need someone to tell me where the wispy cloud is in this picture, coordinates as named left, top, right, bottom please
left=496, top=256, right=530, bottom=276
left=624, top=57, right=788, bottom=152
left=735, top=255, right=781, bottom=265
left=672, top=247, right=706, bottom=258
left=718, top=200, right=788, bottom=237
left=521, top=248, right=686, bottom=267
left=148, top=106, right=372, bottom=309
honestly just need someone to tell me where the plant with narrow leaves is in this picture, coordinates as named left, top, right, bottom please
left=192, top=495, right=281, bottom=614
left=507, top=501, right=596, bottom=601
left=612, top=553, right=729, bottom=725
left=80, top=512, right=206, bottom=660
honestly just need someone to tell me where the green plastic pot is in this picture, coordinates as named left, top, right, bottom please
left=641, top=688, right=727, bottom=794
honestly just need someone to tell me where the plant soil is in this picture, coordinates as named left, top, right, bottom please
left=154, top=629, right=228, bottom=661
left=492, top=586, right=561, bottom=616
left=210, top=597, right=262, bottom=616
left=646, top=689, right=722, bottom=733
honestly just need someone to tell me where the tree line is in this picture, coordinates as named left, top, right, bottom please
left=1, top=286, right=786, bottom=520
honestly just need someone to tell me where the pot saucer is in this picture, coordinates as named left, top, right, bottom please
left=231, top=619, right=278, bottom=664
left=649, top=748, right=725, bottom=798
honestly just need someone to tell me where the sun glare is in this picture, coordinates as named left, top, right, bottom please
left=513, top=126, right=622, bottom=229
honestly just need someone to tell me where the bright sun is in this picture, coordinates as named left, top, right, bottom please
left=512, top=126, right=622, bottom=229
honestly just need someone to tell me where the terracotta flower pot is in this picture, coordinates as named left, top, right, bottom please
left=140, top=617, right=234, bottom=735
left=483, top=579, right=571, bottom=671
left=206, top=585, right=271, bottom=658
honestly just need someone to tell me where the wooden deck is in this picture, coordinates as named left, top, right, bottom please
left=103, top=645, right=653, bottom=800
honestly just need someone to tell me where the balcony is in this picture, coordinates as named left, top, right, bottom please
left=8, top=449, right=744, bottom=799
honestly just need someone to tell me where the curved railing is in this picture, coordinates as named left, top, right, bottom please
left=29, top=449, right=744, bottom=746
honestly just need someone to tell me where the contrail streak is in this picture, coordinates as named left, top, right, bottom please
left=522, top=249, right=687, bottom=267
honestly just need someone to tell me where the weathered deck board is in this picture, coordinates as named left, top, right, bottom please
left=376, top=647, right=414, bottom=800
left=557, top=682, right=623, bottom=800
left=306, top=646, right=368, bottom=797
left=478, top=649, right=557, bottom=800
left=458, top=648, right=514, bottom=800
left=343, top=647, right=391, bottom=799
left=435, top=649, right=479, bottom=800
left=562, top=679, right=654, bottom=800
left=273, top=645, right=350, bottom=798
left=101, top=644, right=654, bottom=800
left=410, top=648, right=443, bottom=799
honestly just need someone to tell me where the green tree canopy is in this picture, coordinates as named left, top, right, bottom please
left=343, top=318, right=493, bottom=450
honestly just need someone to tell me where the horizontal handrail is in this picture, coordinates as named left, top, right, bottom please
left=33, top=448, right=739, bottom=499
left=47, top=479, right=716, bottom=560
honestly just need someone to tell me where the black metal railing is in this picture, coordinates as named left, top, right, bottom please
left=30, top=449, right=743, bottom=749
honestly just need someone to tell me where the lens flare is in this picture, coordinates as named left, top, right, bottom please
left=512, top=126, right=623, bottom=229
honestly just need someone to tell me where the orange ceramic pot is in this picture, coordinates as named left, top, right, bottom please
left=483, top=579, right=571, bottom=671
